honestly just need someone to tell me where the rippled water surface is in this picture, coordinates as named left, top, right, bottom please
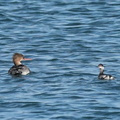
left=1, top=0, right=120, bottom=120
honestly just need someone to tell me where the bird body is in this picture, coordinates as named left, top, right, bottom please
left=8, top=53, right=32, bottom=76
left=98, top=64, right=114, bottom=80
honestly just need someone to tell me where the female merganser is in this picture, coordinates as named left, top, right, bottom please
left=8, top=53, right=32, bottom=75
left=98, top=64, right=114, bottom=80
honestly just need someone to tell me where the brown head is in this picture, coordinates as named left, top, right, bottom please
left=13, top=53, right=32, bottom=66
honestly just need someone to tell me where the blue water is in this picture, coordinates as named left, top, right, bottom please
left=0, top=0, right=120, bottom=119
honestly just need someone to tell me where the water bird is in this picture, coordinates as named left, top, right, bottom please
left=8, top=53, right=32, bottom=75
left=98, top=64, right=114, bottom=80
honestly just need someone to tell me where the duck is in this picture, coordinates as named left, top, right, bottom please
left=8, top=53, right=32, bottom=75
left=98, top=64, right=114, bottom=80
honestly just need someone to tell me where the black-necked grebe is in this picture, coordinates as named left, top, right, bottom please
left=8, top=53, right=32, bottom=75
left=98, top=64, right=114, bottom=80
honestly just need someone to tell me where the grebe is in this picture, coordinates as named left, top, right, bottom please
left=98, top=64, right=114, bottom=80
left=8, top=53, right=32, bottom=75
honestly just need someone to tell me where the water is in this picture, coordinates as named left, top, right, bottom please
left=0, top=0, right=120, bottom=119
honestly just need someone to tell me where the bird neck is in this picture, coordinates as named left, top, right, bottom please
left=13, top=59, right=22, bottom=66
left=100, top=68, right=104, bottom=75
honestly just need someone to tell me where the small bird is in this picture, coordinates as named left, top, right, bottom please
left=8, top=53, right=32, bottom=75
left=98, top=64, right=114, bottom=80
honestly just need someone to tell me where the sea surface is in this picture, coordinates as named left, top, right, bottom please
left=0, top=0, right=120, bottom=120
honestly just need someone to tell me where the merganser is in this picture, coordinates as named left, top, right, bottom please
left=8, top=53, right=32, bottom=75
left=98, top=64, right=114, bottom=80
